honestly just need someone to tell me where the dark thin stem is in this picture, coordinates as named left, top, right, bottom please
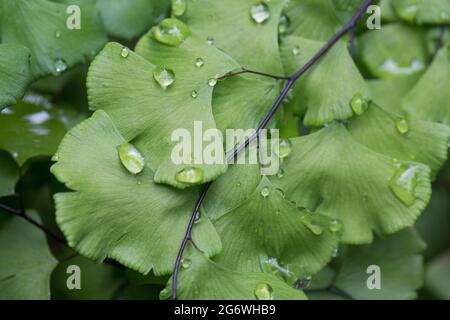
left=219, top=68, right=290, bottom=81
left=0, top=202, right=68, bottom=246
left=171, top=0, right=373, bottom=300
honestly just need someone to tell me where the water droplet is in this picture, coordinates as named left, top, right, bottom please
left=55, top=31, right=61, bottom=38
left=254, top=283, right=274, bottom=300
left=389, top=163, right=419, bottom=207
left=54, top=59, right=67, bottom=74
left=151, top=18, right=190, bottom=46
left=175, top=167, right=204, bottom=184
left=350, top=93, right=369, bottom=116
left=328, top=219, right=343, bottom=234
left=181, top=258, right=192, bottom=269
left=294, top=276, right=312, bottom=289
left=292, top=46, right=300, bottom=56
left=332, top=247, right=339, bottom=258
left=277, top=168, right=285, bottom=178
left=206, top=36, right=214, bottom=45
left=396, top=118, right=409, bottom=135
left=278, top=139, right=292, bottom=159
left=191, top=90, right=198, bottom=98
left=261, top=187, right=270, bottom=198
left=208, top=77, right=217, bottom=87
left=278, top=15, right=289, bottom=34
left=117, top=142, right=145, bottom=174
left=171, top=0, right=187, bottom=17
left=301, top=215, right=323, bottom=235
left=195, top=57, right=204, bottom=68
left=120, top=47, right=129, bottom=58
left=250, top=2, right=271, bottom=24
left=153, top=66, right=176, bottom=89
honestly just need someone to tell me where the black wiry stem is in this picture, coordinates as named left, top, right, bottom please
left=219, top=68, right=290, bottom=81
left=171, top=0, right=373, bottom=300
left=0, top=203, right=68, bottom=246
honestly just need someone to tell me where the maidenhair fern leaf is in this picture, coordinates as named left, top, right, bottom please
left=272, top=124, right=432, bottom=244
left=51, top=111, right=222, bottom=275
left=0, top=44, right=31, bottom=110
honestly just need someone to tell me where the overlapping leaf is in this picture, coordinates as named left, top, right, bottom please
left=403, top=46, right=450, bottom=126
left=89, top=39, right=235, bottom=188
left=161, top=247, right=307, bottom=300
left=308, top=229, right=426, bottom=300
left=51, top=111, right=222, bottom=275
left=96, top=0, right=169, bottom=40
left=0, top=151, right=19, bottom=198
left=272, top=124, right=432, bottom=244
left=280, top=35, right=368, bottom=126
left=203, top=163, right=340, bottom=277
left=392, top=0, right=450, bottom=25
left=346, top=103, right=450, bottom=177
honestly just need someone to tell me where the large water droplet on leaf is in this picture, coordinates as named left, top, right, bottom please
left=117, top=142, right=145, bottom=174
left=254, top=283, right=274, bottom=300
left=206, top=36, right=214, bottom=45
left=350, top=93, right=369, bottom=115
left=175, top=167, right=204, bottom=184
left=153, top=66, right=176, bottom=89
left=55, top=59, right=67, bottom=74
left=389, top=163, right=419, bottom=207
left=151, top=18, right=190, bottom=46
left=181, top=258, right=192, bottom=269
left=208, top=77, right=217, bottom=87
left=396, top=118, right=409, bottom=135
left=301, top=215, right=323, bottom=235
left=171, top=0, right=187, bottom=17
left=250, top=2, right=271, bottom=24
left=120, top=47, right=129, bottom=58
left=191, top=90, right=198, bottom=99
left=328, top=219, right=343, bottom=234
left=195, top=57, right=204, bottom=68
left=292, top=46, right=300, bottom=56
left=278, top=15, right=289, bottom=34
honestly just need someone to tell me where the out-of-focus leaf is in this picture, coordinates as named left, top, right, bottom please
left=0, top=213, right=58, bottom=300
left=51, top=255, right=126, bottom=300
left=0, top=96, right=68, bottom=166
left=161, top=247, right=307, bottom=300
left=0, top=150, right=19, bottom=197
left=359, top=23, right=429, bottom=79
left=392, top=0, right=450, bottom=25
left=0, top=44, right=31, bottom=110
left=403, top=46, right=450, bottom=126
left=334, top=229, right=426, bottom=299
left=1, top=0, right=107, bottom=78
left=96, top=0, right=169, bottom=40
left=424, top=251, right=450, bottom=299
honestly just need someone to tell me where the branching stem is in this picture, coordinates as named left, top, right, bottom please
left=181, top=0, right=372, bottom=300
